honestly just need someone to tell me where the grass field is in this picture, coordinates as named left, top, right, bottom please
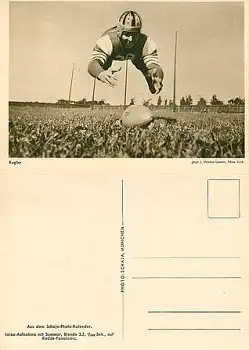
left=9, top=106, right=245, bottom=158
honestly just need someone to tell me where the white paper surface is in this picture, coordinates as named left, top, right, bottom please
left=1, top=1, right=249, bottom=350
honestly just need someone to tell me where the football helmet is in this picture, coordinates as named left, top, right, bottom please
left=117, top=11, right=142, bottom=36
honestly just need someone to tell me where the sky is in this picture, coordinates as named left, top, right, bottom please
left=9, top=1, right=244, bottom=105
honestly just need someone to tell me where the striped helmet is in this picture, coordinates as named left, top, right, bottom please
left=117, top=11, right=142, bottom=36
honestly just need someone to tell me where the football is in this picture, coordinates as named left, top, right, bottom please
left=121, top=105, right=154, bottom=127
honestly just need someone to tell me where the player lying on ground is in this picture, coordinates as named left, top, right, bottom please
left=88, top=10, right=164, bottom=94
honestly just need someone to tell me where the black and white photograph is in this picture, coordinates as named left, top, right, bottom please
left=9, top=1, right=245, bottom=158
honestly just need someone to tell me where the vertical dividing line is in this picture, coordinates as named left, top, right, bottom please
left=91, top=77, right=96, bottom=110
left=124, top=60, right=129, bottom=109
left=120, top=179, right=125, bottom=341
left=122, top=294, right=125, bottom=341
left=121, top=179, right=124, bottom=225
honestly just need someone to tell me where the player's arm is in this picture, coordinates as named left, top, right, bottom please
left=88, top=35, right=118, bottom=87
left=142, top=37, right=164, bottom=94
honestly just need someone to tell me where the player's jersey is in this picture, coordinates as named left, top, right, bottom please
left=89, top=26, right=160, bottom=74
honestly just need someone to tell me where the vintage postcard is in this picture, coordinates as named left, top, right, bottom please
left=2, top=0, right=248, bottom=174
left=1, top=1, right=249, bottom=350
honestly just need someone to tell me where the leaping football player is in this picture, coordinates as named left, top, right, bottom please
left=88, top=10, right=164, bottom=95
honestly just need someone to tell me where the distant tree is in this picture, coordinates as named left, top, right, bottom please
left=157, top=95, right=162, bottom=106
left=168, top=99, right=173, bottom=106
left=180, top=95, right=193, bottom=106
left=236, top=97, right=245, bottom=105
left=57, top=99, right=68, bottom=105
left=129, top=98, right=135, bottom=105
left=228, top=97, right=245, bottom=105
left=77, top=98, right=87, bottom=106
left=180, top=97, right=186, bottom=106
left=143, top=98, right=152, bottom=107
left=210, top=94, right=223, bottom=106
left=197, top=97, right=207, bottom=106
left=164, top=98, right=168, bottom=106
left=98, top=99, right=105, bottom=106
left=185, top=94, right=193, bottom=106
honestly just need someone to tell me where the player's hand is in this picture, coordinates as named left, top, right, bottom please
left=97, top=67, right=122, bottom=87
left=110, top=66, right=122, bottom=74
left=151, top=68, right=163, bottom=94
